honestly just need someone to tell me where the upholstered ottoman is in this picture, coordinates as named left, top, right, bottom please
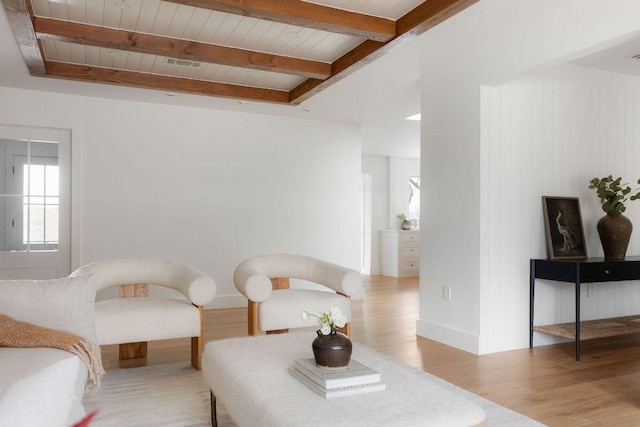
left=202, top=333, right=486, bottom=427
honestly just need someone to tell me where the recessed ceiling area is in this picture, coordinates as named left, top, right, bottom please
left=572, top=36, right=640, bottom=77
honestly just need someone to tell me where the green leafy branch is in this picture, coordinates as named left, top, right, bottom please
left=589, top=175, right=640, bottom=213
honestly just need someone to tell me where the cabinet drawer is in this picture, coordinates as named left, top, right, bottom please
left=400, top=260, right=419, bottom=271
left=580, top=262, right=640, bottom=282
left=399, top=244, right=419, bottom=257
left=399, top=232, right=419, bottom=243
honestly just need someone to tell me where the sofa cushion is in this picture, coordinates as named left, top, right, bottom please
left=0, top=347, right=88, bottom=427
left=0, top=275, right=97, bottom=342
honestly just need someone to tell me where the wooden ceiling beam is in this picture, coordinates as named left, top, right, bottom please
left=289, top=39, right=384, bottom=104
left=1, top=0, right=45, bottom=75
left=290, top=0, right=479, bottom=104
left=44, top=61, right=290, bottom=103
left=34, top=17, right=330, bottom=80
left=397, top=0, right=480, bottom=38
left=164, top=0, right=396, bottom=42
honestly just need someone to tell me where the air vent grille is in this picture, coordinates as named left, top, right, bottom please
left=165, top=58, right=201, bottom=68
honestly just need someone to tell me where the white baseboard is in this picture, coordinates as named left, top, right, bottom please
left=416, top=318, right=479, bottom=355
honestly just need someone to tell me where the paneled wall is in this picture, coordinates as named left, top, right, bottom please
left=480, top=64, right=640, bottom=350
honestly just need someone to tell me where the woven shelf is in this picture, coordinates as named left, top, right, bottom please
left=534, top=314, right=640, bottom=340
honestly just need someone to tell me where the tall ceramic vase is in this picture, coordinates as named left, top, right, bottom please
left=597, top=212, right=632, bottom=260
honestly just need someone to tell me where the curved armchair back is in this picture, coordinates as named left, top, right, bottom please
left=234, top=254, right=361, bottom=336
left=234, top=254, right=361, bottom=303
left=71, top=258, right=216, bottom=306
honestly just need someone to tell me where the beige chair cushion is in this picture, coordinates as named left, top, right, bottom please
left=258, top=289, right=352, bottom=332
left=95, top=297, right=201, bottom=345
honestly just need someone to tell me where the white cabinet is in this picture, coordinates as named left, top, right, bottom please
left=379, top=230, right=419, bottom=277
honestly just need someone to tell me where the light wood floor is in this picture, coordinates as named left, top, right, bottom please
left=101, top=275, right=640, bottom=427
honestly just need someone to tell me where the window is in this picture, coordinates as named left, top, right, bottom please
left=409, top=176, right=420, bottom=229
left=20, top=156, right=59, bottom=250
left=4, top=141, right=59, bottom=251
left=0, top=124, right=70, bottom=279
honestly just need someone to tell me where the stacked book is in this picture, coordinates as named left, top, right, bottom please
left=289, top=358, right=386, bottom=398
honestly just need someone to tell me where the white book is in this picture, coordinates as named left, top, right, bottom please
left=294, top=358, right=382, bottom=390
left=289, top=367, right=386, bottom=398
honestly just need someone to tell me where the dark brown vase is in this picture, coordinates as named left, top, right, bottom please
left=597, top=212, right=632, bottom=260
left=312, top=330, right=352, bottom=368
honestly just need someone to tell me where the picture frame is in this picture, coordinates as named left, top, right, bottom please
left=542, top=196, right=588, bottom=260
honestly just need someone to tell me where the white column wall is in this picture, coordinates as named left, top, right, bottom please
left=416, top=0, right=640, bottom=354
left=0, top=86, right=362, bottom=308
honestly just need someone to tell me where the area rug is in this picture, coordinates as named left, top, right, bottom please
left=84, top=362, right=545, bottom=426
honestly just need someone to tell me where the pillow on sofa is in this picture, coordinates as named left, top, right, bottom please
left=0, top=275, right=97, bottom=342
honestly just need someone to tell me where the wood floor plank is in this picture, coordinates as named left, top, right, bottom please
left=99, top=275, right=640, bottom=426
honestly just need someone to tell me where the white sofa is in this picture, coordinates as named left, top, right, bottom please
left=0, top=275, right=96, bottom=427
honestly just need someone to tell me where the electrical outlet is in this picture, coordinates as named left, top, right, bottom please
left=443, top=286, right=452, bottom=301
left=588, top=284, right=595, bottom=297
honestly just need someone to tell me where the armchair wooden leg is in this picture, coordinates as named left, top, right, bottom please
left=119, top=283, right=149, bottom=360
left=192, top=305, right=204, bottom=370
left=337, top=322, right=351, bottom=337
left=248, top=301, right=260, bottom=336
left=191, top=336, right=202, bottom=370
left=119, top=342, right=147, bottom=359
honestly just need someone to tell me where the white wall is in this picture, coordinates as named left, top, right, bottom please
left=416, top=0, right=640, bottom=354
left=362, top=155, right=388, bottom=274
left=0, top=86, right=362, bottom=308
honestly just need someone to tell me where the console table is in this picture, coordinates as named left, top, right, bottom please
left=529, top=257, right=640, bottom=360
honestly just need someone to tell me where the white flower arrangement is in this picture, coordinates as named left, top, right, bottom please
left=301, top=307, right=348, bottom=335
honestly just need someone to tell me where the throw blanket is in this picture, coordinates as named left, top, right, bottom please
left=0, top=314, right=104, bottom=390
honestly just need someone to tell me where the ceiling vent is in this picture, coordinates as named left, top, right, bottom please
left=165, top=58, right=201, bottom=68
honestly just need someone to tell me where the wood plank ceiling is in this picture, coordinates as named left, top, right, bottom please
left=2, top=0, right=477, bottom=104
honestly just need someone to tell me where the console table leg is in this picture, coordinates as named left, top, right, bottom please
left=575, top=281, right=581, bottom=361
left=530, top=260, right=535, bottom=349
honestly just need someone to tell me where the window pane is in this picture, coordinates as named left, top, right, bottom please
left=45, top=205, right=58, bottom=244
left=409, top=176, right=420, bottom=229
left=29, top=165, right=45, bottom=196
left=46, top=166, right=59, bottom=196
left=28, top=204, right=45, bottom=244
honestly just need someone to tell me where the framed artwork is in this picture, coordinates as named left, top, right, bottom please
left=542, top=196, right=587, bottom=260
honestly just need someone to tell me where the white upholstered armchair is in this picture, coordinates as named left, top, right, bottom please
left=70, top=258, right=216, bottom=370
left=234, top=254, right=362, bottom=336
